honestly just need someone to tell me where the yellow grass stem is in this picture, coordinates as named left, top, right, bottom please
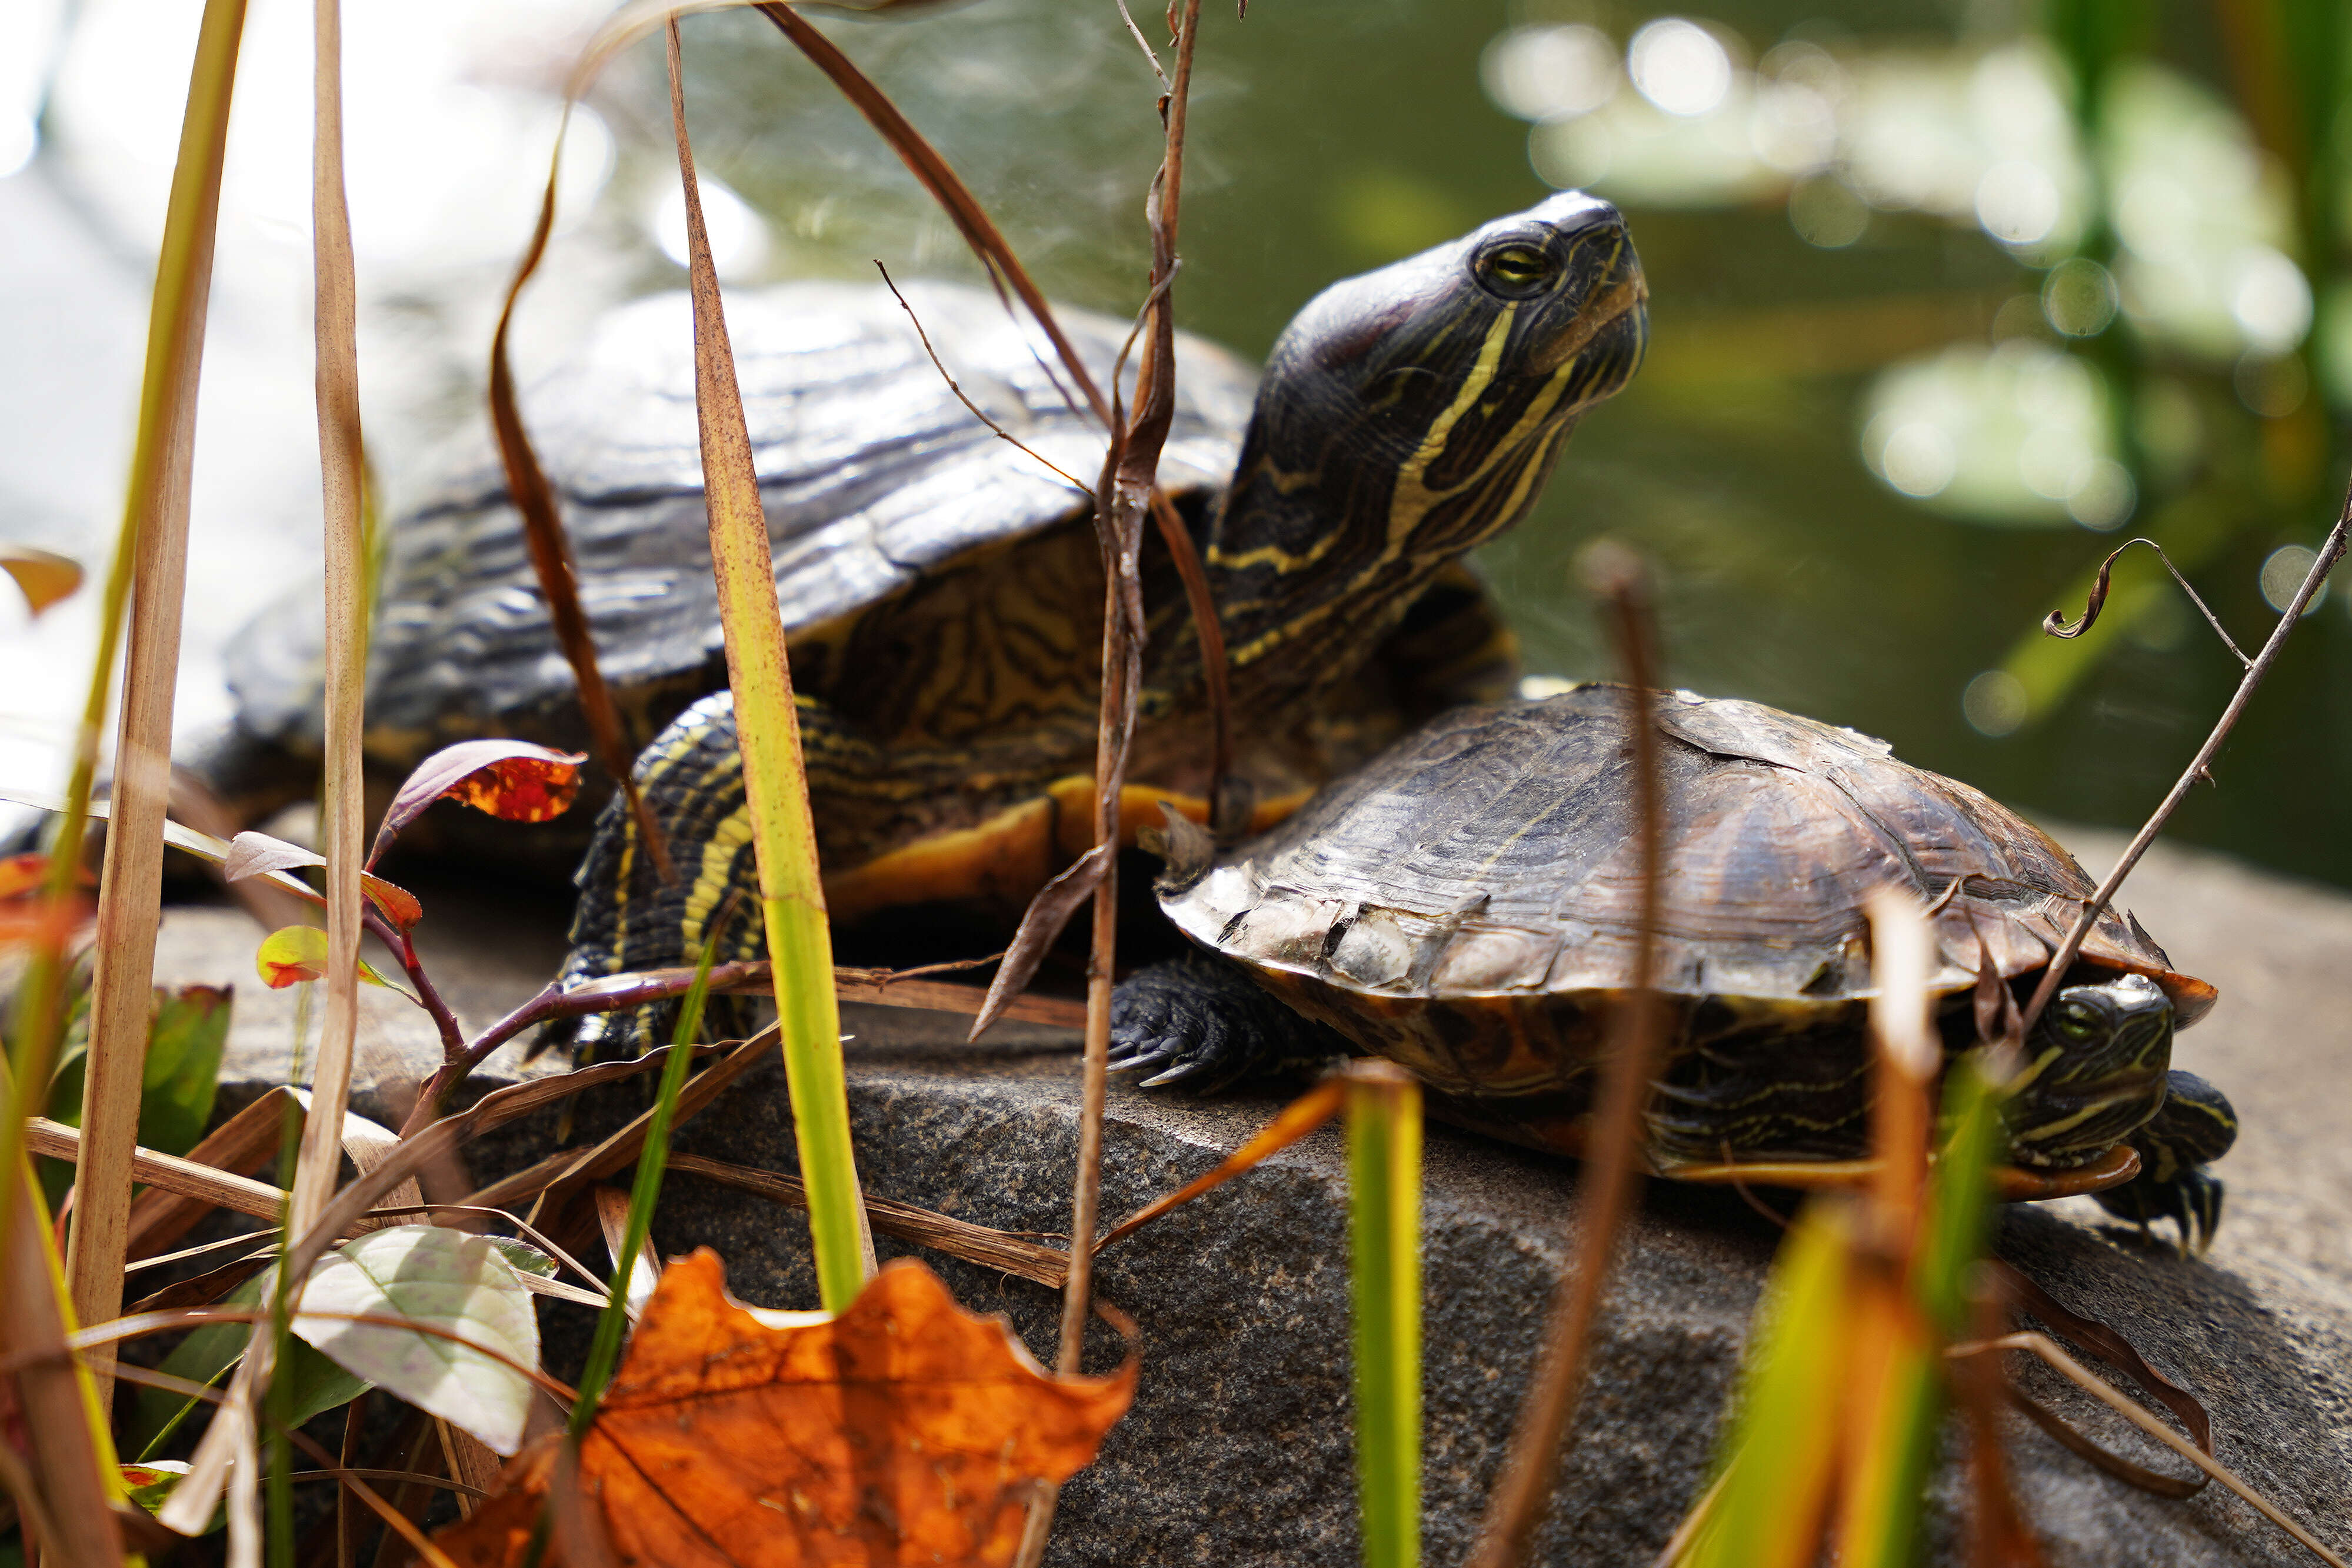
left=37, top=0, right=252, bottom=1427
left=1347, top=1063, right=1423, bottom=1568
left=665, top=19, right=872, bottom=1313
left=0, top=0, right=246, bottom=1549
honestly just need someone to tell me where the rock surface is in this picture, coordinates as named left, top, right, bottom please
left=153, top=829, right=2352, bottom=1566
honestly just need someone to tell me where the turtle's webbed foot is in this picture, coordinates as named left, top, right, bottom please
left=2093, top=1069, right=2238, bottom=1255
left=2094, top=1166, right=2226, bottom=1256
left=1109, top=953, right=1350, bottom=1093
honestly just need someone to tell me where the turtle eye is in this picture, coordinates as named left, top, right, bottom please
left=2051, top=1000, right=2103, bottom=1043
left=1475, top=242, right=1561, bottom=299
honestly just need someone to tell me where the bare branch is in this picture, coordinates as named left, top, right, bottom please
left=2018, top=486, right=2350, bottom=1036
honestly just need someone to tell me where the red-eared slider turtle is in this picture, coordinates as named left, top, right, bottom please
left=1112, top=685, right=2238, bottom=1246
left=204, top=193, right=1647, bottom=1050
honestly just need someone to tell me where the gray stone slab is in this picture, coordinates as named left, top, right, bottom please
left=145, top=827, right=2352, bottom=1565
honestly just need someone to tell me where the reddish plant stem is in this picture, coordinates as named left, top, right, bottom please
left=1472, top=543, right=1668, bottom=1568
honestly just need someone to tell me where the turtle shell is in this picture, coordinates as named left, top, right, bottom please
left=226, top=281, right=1258, bottom=758
left=1162, top=685, right=2216, bottom=1030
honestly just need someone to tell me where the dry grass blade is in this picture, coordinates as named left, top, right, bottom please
left=485, top=113, right=668, bottom=882
left=666, top=17, right=872, bottom=1309
left=668, top=1153, right=1072, bottom=1287
left=2018, top=485, right=2349, bottom=1035
left=28, top=1116, right=289, bottom=1223
left=751, top=0, right=1238, bottom=997
left=5, top=0, right=249, bottom=1546
left=1471, top=541, right=1668, bottom=1568
left=1094, top=1077, right=1347, bottom=1251
left=751, top=1, right=1111, bottom=423
left=1949, top=1333, right=2348, bottom=1567
left=63, top=0, right=259, bottom=1423
left=0, top=1128, right=129, bottom=1566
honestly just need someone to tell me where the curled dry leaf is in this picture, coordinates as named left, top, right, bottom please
left=255, top=925, right=402, bottom=993
left=368, top=739, right=585, bottom=869
left=0, top=542, right=84, bottom=616
left=435, top=1252, right=1135, bottom=1568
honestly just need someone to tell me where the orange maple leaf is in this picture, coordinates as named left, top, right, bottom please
left=438, top=1252, right=1134, bottom=1568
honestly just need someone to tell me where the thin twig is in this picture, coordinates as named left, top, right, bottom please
left=874, top=262, right=1094, bottom=495
left=1471, top=542, right=1669, bottom=1568
left=1114, top=0, right=1168, bottom=84
left=2043, top=536, right=2251, bottom=667
left=1949, top=1333, right=2348, bottom=1568
left=2018, top=487, right=2350, bottom=1036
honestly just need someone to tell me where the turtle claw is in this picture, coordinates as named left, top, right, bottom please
left=2096, top=1167, right=2224, bottom=1256
left=1110, top=952, right=1348, bottom=1094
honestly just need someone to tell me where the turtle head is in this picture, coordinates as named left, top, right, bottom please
left=2005, top=971, right=2176, bottom=1168
left=1208, top=192, right=1645, bottom=670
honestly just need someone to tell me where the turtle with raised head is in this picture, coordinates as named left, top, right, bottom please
left=1112, top=685, right=2238, bottom=1247
left=205, top=193, right=1648, bottom=1049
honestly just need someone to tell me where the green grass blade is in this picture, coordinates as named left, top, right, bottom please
left=1683, top=1199, right=1853, bottom=1568
left=662, top=19, right=868, bottom=1315
left=1347, top=1064, right=1422, bottom=1568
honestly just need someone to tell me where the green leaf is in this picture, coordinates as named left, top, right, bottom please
left=292, top=1224, right=540, bottom=1456
left=132, top=1270, right=368, bottom=1464
left=254, top=925, right=407, bottom=996
left=138, top=985, right=231, bottom=1158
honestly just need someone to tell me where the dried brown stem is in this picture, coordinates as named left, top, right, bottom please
left=1472, top=542, right=1668, bottom=1568
left=873, top=261, right=1095, bottom=493
left=2019, top=488, right=2350, bottom=1036
left=2042, top=536, right=2248, bottom=665
left=485, top=109, right=668, bottom=883
left=667, top=1153, right=1071, bottom=1286
left=1948, top=1333, right=2347, bottom=1567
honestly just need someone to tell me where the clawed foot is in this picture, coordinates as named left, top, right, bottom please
left=1109, top=952, right=1349, bottom=1093
left=2094, top=1166, right=2226, bottom=1256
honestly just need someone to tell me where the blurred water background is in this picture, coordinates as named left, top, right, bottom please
left=1, top=0, right=2347, bottom=888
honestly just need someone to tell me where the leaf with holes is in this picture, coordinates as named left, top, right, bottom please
left=254, top=926, right=404, bottom=994
left=293, top=1225, right=542, bottom=1456
left=1, top=542, right=83, bottom=616
left=368, top=740, right=585, bottom=869
left=434, top=1252, right=1134, bottom=1567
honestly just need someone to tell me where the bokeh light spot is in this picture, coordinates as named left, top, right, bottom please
left=1963, top=671, right=2028, bottom=738
left=1481, top=25, right=1620, bottom=123
left=2041, top=258, right=2118, bottom=337
left=1628, top=19, right=1731, bottom=118
left=2064, top=459, right=2135, bottom=531
left=1788, top=175, right=1867, bottom=248
left=1876, top=422, right=1956, bottom=497
left=2260, top=545, right=2328, bottom=615
left=1974, top=159, right=2059, bottom=246
left=652, top=176, right=771, bottom=282
left=2229, top=246, right=2313, bottom=352
left=2233, top=353, right=2307, bottom=419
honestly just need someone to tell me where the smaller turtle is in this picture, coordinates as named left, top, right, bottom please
left=1111, top=685, right=2238, bottom=1247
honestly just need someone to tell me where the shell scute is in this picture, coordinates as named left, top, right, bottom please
left=1166, top=686, right=2213, bottom=1025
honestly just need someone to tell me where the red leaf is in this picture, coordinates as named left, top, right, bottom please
left=362, top=875, right=424, bottom=931
left=368, top=740, right=585, bottom=869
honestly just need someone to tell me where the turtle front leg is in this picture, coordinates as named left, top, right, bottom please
left=562, top=690, right=771, bottom=1056
left=1110, top=952, right=1355, bottom=1092
left=2092, top=1070, right=2239, bottom=1253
